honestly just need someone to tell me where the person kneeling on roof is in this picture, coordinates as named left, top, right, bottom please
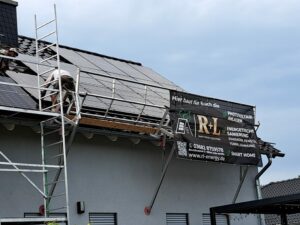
left=0, top=48, right=18, bottom=76
left=41, top=68, right=75, bottom=113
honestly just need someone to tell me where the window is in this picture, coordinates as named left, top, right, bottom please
left=89, top=213, right=117, bottom=225
left=166, top=213, right=189, bottom=225
left=202, top=213, right=230, bottom=225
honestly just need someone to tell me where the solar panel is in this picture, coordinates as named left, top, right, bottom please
left=148, top=86, right=169, bottom=101
left=17, top=54, right=52, bottom=77
left=51, top=47, right=174, bottom=118
left=82, top=95, right=109, bottom=109
left=51, top=47, right=100, bottom=73
left=105, top=59, right=171, bottom=88
left=110, top=100, right=141, bottom=115
left=143, top=106, right=165, bottom=118
left=82, top=73, right=113, bottom=96
left=7, top=36, right=181, bottom=121
left=105, top=59, right=150, bottom=82
left=7, top=71, right=39, bottom=98
left=0, top=76, right=36, bottom=110
left=131, top=64, right=184, bottom=91
left=80, top=73, right=114, bottom=105
left=80, top=73, right=139, bottom=114
left=80, top=83, right=111, bottom=108
left=90, top=75, right=143, bottom=104
left=81, top=71, right=170, bottom=118
left=83, top=74, right=143, bottom=114
left=76, top=52, right=132, bottom=80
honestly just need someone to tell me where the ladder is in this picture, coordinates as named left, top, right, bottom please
left=34, top=4, right=82, bottom=224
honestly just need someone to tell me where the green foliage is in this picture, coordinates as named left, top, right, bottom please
left=47, top=222, right=59, bottom=225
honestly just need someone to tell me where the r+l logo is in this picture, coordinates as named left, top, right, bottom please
left=197, top=115, right=221, bottom=136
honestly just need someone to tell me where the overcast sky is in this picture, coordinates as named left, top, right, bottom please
left=17, top=0, right=300, bottom=185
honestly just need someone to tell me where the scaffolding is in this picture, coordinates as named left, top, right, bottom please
left=0, top=4, right=171, bottom=225
left=0, top=5, right=79, bottom=225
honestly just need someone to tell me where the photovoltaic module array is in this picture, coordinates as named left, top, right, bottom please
left=0, top=76, right=36, bottom=109
left=3, top=36, right=183, bottom=121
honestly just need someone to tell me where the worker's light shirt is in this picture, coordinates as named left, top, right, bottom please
left=50, top=69, right=72, bottom=80
left=44, top=69, right=73, bottom=87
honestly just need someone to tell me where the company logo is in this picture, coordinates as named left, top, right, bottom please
left=197, top=115, right=221, bottom=136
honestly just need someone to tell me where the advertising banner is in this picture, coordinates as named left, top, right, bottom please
left=170, top=91, right=261, bottom=166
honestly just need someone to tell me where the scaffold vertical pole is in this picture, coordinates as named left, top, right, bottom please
left=35, top=4, right=71, bottom=224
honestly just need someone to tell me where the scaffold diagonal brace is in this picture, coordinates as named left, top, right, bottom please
left=144, top=144, right=176, bottom=215
left=0, top=151, right=47, bottom=198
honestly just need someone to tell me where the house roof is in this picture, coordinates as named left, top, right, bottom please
left=0, top=0, right=18, bottom=6
left=0, top=36, right=286, bottom=155
left=261, top=177, right=300, bottom=225
left=1, top=35, right=184, bottom=123
left=262, top=177, right=300, bottom=199
left=210, top=193, right=300, bottom=215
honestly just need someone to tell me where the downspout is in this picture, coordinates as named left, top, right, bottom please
left=254, top=153, right=272, bottom=225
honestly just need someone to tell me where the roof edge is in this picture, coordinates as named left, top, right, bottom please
left=0, top=0, right=18, bottom=6
left=262, top=176, right=300, bottom=189
left=18, top=35, right=142, bottom=66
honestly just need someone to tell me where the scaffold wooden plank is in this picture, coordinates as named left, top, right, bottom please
left=68, top=116, right=158, bottom=134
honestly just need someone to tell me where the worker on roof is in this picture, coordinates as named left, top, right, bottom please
left=0, top=47, right=18, bottom=76
left=41, top=68, right=75, bottom=113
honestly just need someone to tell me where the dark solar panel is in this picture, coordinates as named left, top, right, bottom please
left=4, top=37, right=185, bottom=120
left=131, top=64, right=184, bottom=91
left=7, top=71, right=39, bottom=98
left=50, top=47, right=103, bottom=75
left=0, top=76, right=36, bottom=110
left=77, top=52, right=127, bottom=76
left=81, top=74, right=142, bottom=115
left=17, top=53, right=52, bottom=80
left=82, top=95, right=109, bottom=109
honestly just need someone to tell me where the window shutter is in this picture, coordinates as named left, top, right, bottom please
left=89, top=213, right=117, bottom=225
left=166, top=213, right=189, bottom=225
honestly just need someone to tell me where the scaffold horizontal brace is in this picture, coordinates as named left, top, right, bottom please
left=0, top=217, right=67, bottom=223
left=0, top=105, right=60, bottom=117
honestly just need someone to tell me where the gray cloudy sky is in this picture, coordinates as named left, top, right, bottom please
left=17, top=0, right=300, bottom=184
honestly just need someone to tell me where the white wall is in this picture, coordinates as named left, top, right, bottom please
left=0, top=125, right=260, bottom=225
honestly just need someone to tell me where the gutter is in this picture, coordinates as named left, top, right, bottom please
left=255, top=153, right=272, bottom=225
